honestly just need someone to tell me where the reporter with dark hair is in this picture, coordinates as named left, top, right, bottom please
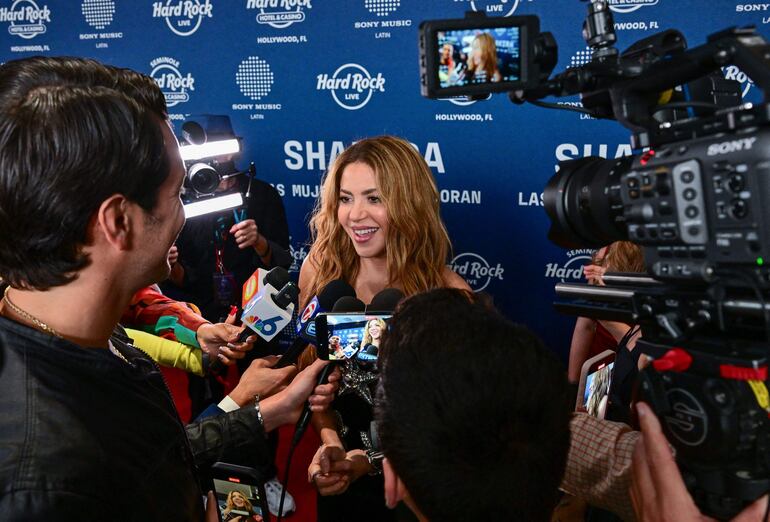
left=367, top=289, right=573, bottom=521
left=0, top=56, right=336, bottom=520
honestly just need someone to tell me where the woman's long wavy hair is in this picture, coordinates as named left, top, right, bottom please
left=468, top=33, right=499, bottom=80
left=603, top=241, right=646, bottom=273
left=304, top=136, right=451, bottom=303
left=223, top=490, right=256, bottom=516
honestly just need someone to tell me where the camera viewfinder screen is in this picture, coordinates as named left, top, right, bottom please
left=326, top=314, right=391, bottom=362
left=436, top=27, right=521, bottom=88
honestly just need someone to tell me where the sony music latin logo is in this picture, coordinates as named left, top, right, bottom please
left=317, top=63, right=385, bottom=110
left=450, top=252, right=504, bottom=292
left=236, top=56, right=275, bottom=101
left=544, top=250, right=593, bottom=283
left=364, top=0, right=399, bottom=17
left=723, top=65, right=754, bottom=98
left=607, top=0, right=659, bottom=14
left=81, top=0, right=114, bottom=30
left=150, top=57, right=195, bottom=107
left=152, top=0, right=213, bottom=37
left=469, top=0, right=519, bottom=17
left=247, top=0, right=312, bottom=29
left=1, top=0, right=51, bottom=39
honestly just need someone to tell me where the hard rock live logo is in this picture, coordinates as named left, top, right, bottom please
left=152, top=0, right=213, bottom=36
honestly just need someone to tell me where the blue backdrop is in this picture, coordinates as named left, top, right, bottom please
left=1, top=0, right=766, bottom=361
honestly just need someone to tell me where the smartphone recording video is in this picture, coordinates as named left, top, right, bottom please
left=211, top=463, right=269, bottom=522
left=316, top=313, right=391, bottom=362
left=576, top=350, right=615, bottom=420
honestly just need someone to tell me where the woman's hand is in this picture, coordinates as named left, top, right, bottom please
left=308, top=445, right=371, bottom=496
left=583, top=264, right=606, bottom=286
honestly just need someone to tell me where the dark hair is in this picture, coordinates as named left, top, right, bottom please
left=375, top=289, right=572, bottom=521
left=0, top=56, right=170, bottom=289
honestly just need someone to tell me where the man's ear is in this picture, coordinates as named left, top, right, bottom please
left=383, top=457, right=407, bottom=509
left=95, top=194, right=133, bottom=251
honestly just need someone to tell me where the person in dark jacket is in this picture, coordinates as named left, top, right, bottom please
left=0, top=56, right=337, bottom=521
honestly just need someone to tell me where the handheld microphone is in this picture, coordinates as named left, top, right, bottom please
left=274, top=279, right=356, bottom=369
left=236, top=267, right=295, bottom=343
left=365, top=288, right=404, bottom=313
left=291, top=295, right=365, bottom=446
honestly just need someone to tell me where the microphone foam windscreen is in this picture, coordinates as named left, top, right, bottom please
left=367, top=288, right=404, bottom=313
left=263, top=266, right=290, bottom=289
left=317, top=279, right=357, bottom=310
left=332, top=296, right=366, bottom=313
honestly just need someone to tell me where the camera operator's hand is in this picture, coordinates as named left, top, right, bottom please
left=308, top=445, right=370, bottom=496
left=196, top=322, right=256, bottom=365
left=228, top=356, right=297, bottom=406
left=631, top=402, right=768, bottom=521
left=230, top=219, right=260, bottom=250
left=257, top=359, right=341, bottom=432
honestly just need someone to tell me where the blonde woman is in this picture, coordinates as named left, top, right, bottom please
left=466, top=32, right=501, bottom=83
left=356, top=317, right=386, bottom=363
left=586, top=364, right=612, bottom=419
left=299, top=136, right=468, bottom=521
left=222, top=490, right=263, bottom=522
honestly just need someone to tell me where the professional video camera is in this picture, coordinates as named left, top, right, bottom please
left=421, top=2, right=770, bottom=518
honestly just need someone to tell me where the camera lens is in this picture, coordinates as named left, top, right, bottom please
left=187, top=163, right=220, bottom=195
left=543, top=156, right=631, bottom=248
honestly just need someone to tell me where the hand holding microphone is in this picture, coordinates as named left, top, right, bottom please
left=258, top=358, right=341, bottom=432
left=236, top=266, right=297, bottom=343
left=206, top=267, right=296, bottom=374
left=292, top=294, right=366, bottom=446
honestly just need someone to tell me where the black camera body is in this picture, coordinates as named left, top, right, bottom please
left=420, top=2, right=770, bottom=518
left=549, top=125, right=770, bottom=287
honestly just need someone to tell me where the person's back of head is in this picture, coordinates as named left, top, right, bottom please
left=0, top=56, right=170, bottom=289
left=375, top=288, right=572, bottom=521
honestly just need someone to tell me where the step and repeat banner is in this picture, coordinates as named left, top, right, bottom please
left=1, top=0, right=767, bottom=360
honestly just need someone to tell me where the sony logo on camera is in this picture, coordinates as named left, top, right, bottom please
left=706, top=136, right=757, bottom=156
left=152, top=0, right=212, bottom=19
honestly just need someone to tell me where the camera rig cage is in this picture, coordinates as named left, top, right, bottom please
left=421, top=2, right=770, bottom=518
